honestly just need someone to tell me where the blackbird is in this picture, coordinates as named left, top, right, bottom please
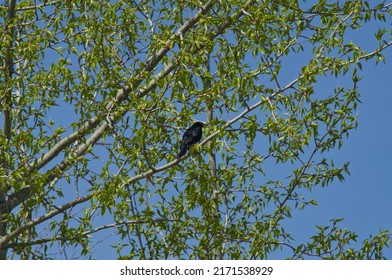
left=177, top=122, right=204, bottom=159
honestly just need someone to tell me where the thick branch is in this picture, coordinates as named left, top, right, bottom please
left=2, top=0, right=16, bottom=138
left=0, top=0, right=17, bottom=261
left=0, top=0, right=17, bottom=167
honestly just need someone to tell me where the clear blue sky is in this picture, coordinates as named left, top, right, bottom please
left=262, top=20, right=392, bottom=258
left=273, top=56, right=392, bottom=258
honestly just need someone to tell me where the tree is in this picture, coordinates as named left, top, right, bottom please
left=0, top=0, right=391, bottom=260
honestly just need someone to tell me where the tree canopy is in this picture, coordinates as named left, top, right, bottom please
left=0, top=0, right=391, bottom=259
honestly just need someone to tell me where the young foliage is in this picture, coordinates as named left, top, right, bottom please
left=0, top=0, right=391, bottom=259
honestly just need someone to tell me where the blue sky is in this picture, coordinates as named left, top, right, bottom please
left=273, top=47, right=392, bottom=258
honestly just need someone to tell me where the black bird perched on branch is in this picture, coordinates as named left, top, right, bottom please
left=177, top=121, right=205, bottom=159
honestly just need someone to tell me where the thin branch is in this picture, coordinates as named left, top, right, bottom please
left=0, top=193, right=91, bottom=249
left=3, top=218, right=178, bottom=250
left=15, top=1, right=60, bottom=11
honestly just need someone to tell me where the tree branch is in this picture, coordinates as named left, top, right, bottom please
left=0, top=193, right=92, bottom=249
left=3, top=218, right=178, bottom=250
left=0, top=0, right=17, bottom=261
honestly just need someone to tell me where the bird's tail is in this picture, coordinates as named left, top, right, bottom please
left=177, top=146, right=187, bottom=159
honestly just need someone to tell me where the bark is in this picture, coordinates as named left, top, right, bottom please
left=0, top=0, right=17, bottom=260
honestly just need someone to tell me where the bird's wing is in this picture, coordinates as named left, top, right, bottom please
left=182, top=130, right=194, bottom=145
